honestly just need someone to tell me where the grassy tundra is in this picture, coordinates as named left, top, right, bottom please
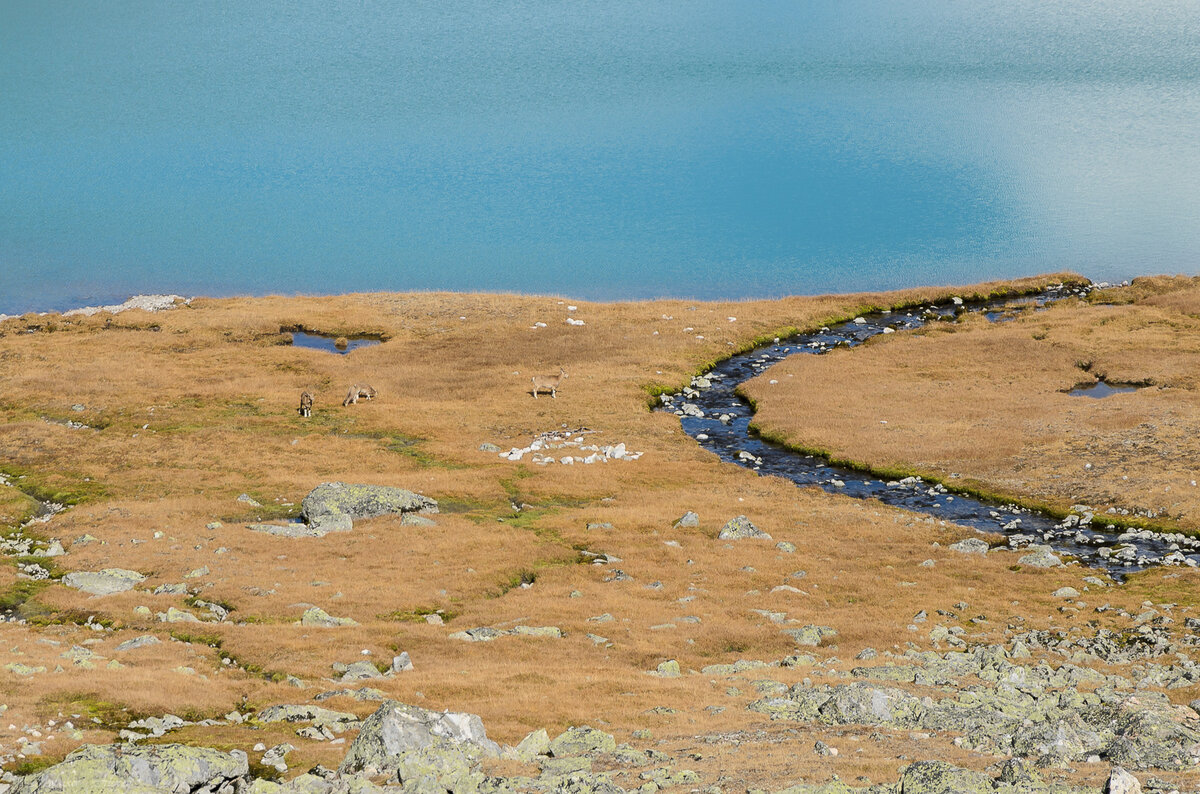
left=1, top=275, right=1199, bottom=790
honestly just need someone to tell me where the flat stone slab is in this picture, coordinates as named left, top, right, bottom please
left=61, top=568, right=146, bottom=596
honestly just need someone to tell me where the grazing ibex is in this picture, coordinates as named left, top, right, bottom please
left=342, top=383, right=377, bottom=406
left=530, top=368, right=567, bottom=399
left=298, top=391, right=313, bottom=417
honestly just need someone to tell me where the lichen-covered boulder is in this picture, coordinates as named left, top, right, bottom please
left=817, top=683, right=926, bottom=727
left=1017, top=545, right=1063, bottom=568
left=949, top=538, right=989, bottom=555
left=897, top=760, right=991, bottom=794
left=300, top=482, right=437, bottom=533
left=61, top=568, right=146, bottom=596
left=339, top=701, right=500, bottom=778
left=298, top=607, right=358, bottom=627
left=11, top=743, right=248, bottom=794
left=548, top=726, right=617, bottom=757
left=1104, top=694, right=1200, bottom=770
left=718, top=515, right=770, bottom=540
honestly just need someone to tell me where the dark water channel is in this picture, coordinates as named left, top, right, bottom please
left=659, top=284, right=1198, bottom=578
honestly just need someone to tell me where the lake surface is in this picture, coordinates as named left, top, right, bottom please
left=3, top=1, right=1199, bottom=315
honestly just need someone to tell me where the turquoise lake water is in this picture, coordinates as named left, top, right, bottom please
left=2, top=2, right=1199, bottom=314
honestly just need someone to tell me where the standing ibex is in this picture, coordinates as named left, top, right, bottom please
left=530, top=368, right=567, bottom=399
left=342, top=383, right=377, bottom=406
left=298, top=391, right=314, bottom=417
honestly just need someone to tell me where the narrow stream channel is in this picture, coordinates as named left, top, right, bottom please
left=659, top=284, right=1199, bottom=577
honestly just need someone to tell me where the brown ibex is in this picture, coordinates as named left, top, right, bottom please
left=342, top=383, right=377, bottom=406
left=530, top=368, right=567, bottom=399
left=298, top=391, right=314, bottom=417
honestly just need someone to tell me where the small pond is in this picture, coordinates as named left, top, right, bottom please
left=290, top=331, right=381, bottom=355
left=1069, top=381, right=1145, bottom=399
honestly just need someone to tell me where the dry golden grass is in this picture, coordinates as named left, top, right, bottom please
left=0, top=274, right=1198, bottom=790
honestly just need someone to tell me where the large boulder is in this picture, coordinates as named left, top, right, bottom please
left=11, top=743, right=248, bottom=794
left=300, top=482, right=438, bottom=533
left=548, top=726, right=617, bottom=757
left=817, top=683, right=926, bottom=727
left=61, top=568, right=146, bottom=596
left=339, top=701, right=500, bottom=778
left=1104, top=694, right=1200, bottom=770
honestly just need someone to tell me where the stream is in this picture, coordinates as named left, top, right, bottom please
left=659, top=284, right=1198, bottom=578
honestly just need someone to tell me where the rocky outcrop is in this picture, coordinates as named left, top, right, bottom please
left=11, top=743, right=247, bottom=794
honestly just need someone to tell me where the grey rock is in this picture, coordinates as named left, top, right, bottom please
left=114, top=635, right=161, bottom=652
left=718, top=515, right=770, bottom=540
left=11, top=743, right=248, bottom=794
left=1018, top=545, right=1063, bottom=568
left=513, top=728, right=550, bottom=761
left=256, top=705, right=358, bottom=732
left=248, top=522, right=344, bottom=538
left=948, top=538, right=989, bottom=555
left=783, top=625, right=838, bottom=647
left=478, top=443, right=501, bottom=453
left=390, top=652, right=414, bottom=673
left=61, top=568, right=146, bottom=596
left=818, top=683, right=926, bottom=727
left=1106, top=766, right=1141, bottom=794
left=898, top=760, right=991, bottom=793
left=300, top=482, right=438, bottom=533
left=548, top=726, right=617, bottom=757
left=339, top=661, right=384, bottom=681
left=339, top=700, right=500, bottom=776
left=298, top=607, right=358, bottom=627
left=674, top=512, right=700, bottom=528
left=400, top=513, right=437, bottom=527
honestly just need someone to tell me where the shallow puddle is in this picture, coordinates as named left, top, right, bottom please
left=1069, top=381, right=1144, bottom=399
left=290, top=331, right=381, bottom=355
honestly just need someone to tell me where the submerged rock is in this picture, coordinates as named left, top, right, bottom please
left=11, top=743, right=247, bottom=794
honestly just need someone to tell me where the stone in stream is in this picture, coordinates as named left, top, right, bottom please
left=9, top=743, right=248, bottom=794
left=718, top=515, right=771, bottom=540
left=61, top=568, right=146, bottom=596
